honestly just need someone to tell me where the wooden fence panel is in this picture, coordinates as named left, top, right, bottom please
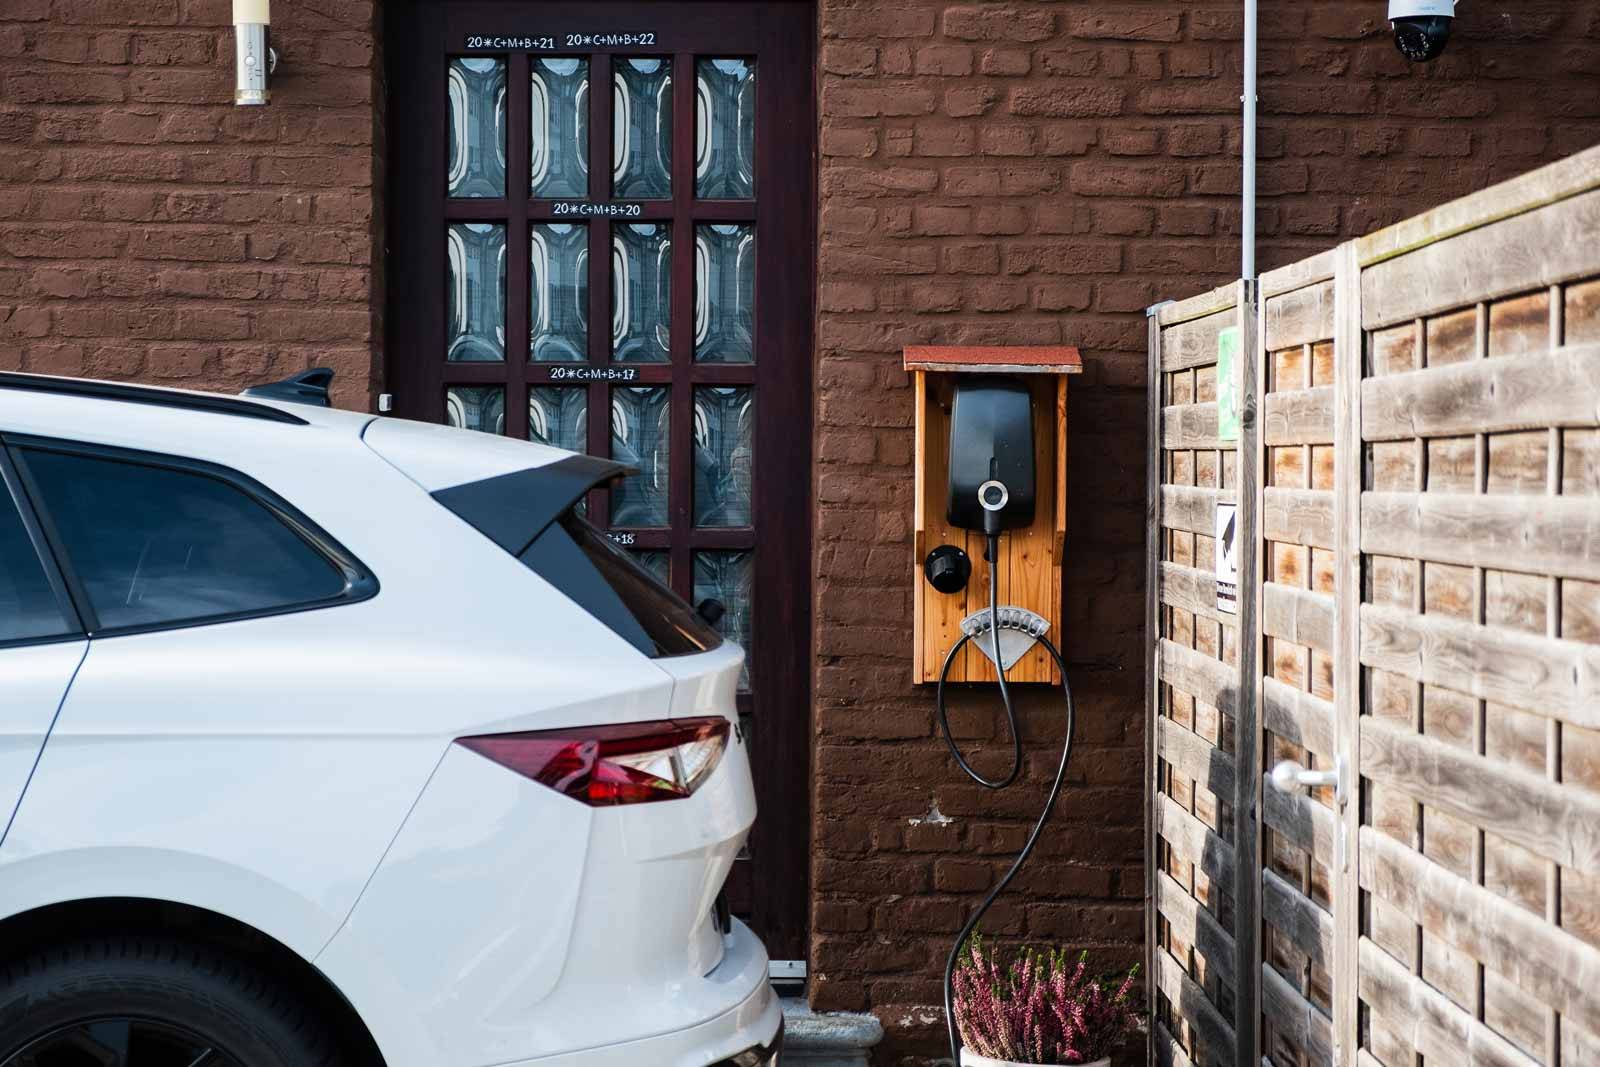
left=1353, top=157, right=1600, bottom=1067
left=1148, top=285, right=1252, bottom=1067
left=1256, top=264, right=1341, bottom=1067
left=1148, top=144, right=1600, bottom=1067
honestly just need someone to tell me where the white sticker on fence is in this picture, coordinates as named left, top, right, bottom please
left=1215, top=502, right=1238, bottom=614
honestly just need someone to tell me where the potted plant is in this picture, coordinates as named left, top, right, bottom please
left=952, top=936, right=1141, bottom=1067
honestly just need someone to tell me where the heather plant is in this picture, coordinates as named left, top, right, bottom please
left=952, top=935, right=1140, bottom=1065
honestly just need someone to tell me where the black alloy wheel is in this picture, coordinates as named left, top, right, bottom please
left=0, top=938, right=343, bottom=1067
left=2, top=1018, right=244, bottom=1067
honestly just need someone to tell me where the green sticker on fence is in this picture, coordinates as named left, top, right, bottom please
left=1216, top=325, right=1240, bottom=442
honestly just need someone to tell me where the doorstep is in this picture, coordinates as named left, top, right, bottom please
left=780, top=998, right=884, bottom=1065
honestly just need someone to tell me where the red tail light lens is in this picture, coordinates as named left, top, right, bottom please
left=457, top=717, right=731, bottom=806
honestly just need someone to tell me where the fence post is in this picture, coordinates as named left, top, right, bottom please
left=1331, top=243, right=1363, bottom=1067
left=1232, top=279, right=1263, bottom=1067
left=1144, top=302, right=1168, bottom=1067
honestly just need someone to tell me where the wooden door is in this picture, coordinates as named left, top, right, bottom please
left=386, top=0, right=815, bottom=961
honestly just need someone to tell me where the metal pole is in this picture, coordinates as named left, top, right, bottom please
left=1242, top=0, right=1258, bottom=283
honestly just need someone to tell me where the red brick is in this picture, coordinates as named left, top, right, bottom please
left=1008, top=85, right=1124, bottom=118
left=1068, top=10, right=1181, bottom=41
left=942, top=7, right=1054, bottom=43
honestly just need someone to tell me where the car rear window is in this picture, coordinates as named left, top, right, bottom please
left=18, top=445, right=372, bottom=633
left=519, top=511, right=722, bottom=658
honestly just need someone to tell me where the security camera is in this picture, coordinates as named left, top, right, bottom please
left=1389, top=0, right=1457, bottom=62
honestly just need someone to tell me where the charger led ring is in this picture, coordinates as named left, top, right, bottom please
left=977, top=479, right=1009, bottom=512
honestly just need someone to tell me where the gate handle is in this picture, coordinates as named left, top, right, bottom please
left=1269, top=759, right=1338, bottom=795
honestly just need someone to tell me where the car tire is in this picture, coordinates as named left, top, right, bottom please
left=0, top=936, right=343, bottom=1066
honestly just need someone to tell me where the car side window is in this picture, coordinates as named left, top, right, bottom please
left=0, top=482, right=72, bottom=645
left=19, top=446, right=355, bottom=632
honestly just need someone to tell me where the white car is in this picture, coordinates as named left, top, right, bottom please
left=0, top=371, right=780, bottom=1067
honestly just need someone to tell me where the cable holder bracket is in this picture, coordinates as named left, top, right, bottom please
left=959, top=606, right=1049, bottom=672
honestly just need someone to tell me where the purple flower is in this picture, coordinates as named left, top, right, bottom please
left=952, top=935, right=1141, bottom=1065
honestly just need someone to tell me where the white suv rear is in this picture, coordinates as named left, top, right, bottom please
left=0, top=372, right=780, bottom=1067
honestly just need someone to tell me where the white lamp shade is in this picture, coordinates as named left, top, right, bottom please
left=233, top=0, right=269, bottom=24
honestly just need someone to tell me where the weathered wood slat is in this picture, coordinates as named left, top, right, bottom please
left=1361, top=490, right=1600, bottom=583
left=1263, top=867, right=1333, bottom=971
left=1263, top=386, right=1334, bottom=447
left=1356, top=143, right=1600, bottom=268
left=1162, top=485, right=1237, bottom=537
left=1157, top=793, right=1237, bottom=893
left=1154, top=1023, right=1198, bottom=1067
left=1263, top=278, right=1336, bottom=352
left=1159, top=562, right=1237, bottom=627
left=1357, top=936, right=1542, bottom=1067
left=1360, top=601, right=1600, bottom=731
left=1158, top=718, right=1237, bottom=800
left=1161, top=310, right=1232, bottom=372
left=1158, top=285, right=1237, bottom=329
left=1262, top=774, right=1335, bottom=863
left=1156, top=869, right=1238, bottom=989
left=1164, top=403, right=1224, bottom=451
left=1263, top=487, right=1335, bottom=550
left=1362, top=343, right=1600, bottom=442
left=1159, top=639, right=1239, bottom=717
left=1360, top=827, right=1600, bottom=1036
left=1261, top=962, right=1334, bottom=1065
left=1261, top=583, right=1333, bottom=652
left=1155, top=948, right=1237, bottom=1067
left=1260, top=249, right=1339, bottom=301
left=1261, top=676, right=1335, bottom=759
left=1361, top=185, right=1600, bottom=326
left=1361, top=715, right=1600, bottom=876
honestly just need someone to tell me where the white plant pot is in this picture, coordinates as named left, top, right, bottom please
left=959, top=1051, right=1110, bottom=1067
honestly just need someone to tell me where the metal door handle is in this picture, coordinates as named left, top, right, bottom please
left=1269, top=759, right=1338, bottom=793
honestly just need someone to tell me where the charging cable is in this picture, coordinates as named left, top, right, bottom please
left=935, top=529, right=1077, bottom=1065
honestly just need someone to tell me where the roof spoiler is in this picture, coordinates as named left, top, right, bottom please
left=242, top=368, right=334, bottom=407
left=431, top=454, right=633, bottom=557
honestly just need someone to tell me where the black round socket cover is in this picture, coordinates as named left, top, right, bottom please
left=924, top=544, right=971, bottom=595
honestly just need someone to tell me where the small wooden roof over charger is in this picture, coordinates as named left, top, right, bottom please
left=902, top=345, right=1083, bottom=375
left=905, top=345, right=1077, bottom=686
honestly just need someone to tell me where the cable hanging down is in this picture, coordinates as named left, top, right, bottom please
left=934, top=533, right=1077, bottom=1066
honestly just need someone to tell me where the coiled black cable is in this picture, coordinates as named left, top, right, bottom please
left=936, top=533, right=1076, bottom=1065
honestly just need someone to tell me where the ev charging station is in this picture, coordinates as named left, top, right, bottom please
left=904, top=345, right=1084, bottom=1062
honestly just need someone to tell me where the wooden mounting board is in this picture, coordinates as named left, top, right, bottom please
left=912, top=369, right=1068, bottom=684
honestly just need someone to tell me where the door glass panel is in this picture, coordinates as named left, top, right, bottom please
left=447, top=57, right=506, bottom=198
left=610, top=386, right=670, bottom=526
left=613, top=58, right=672, bottom=199
left=530, top=57, right=588, bottom=198
left=612, top=223, right=671, bottom=363
left=632, top=549, right=669, bottom=585
left=528, top=386, right=588, bottom=451
left=0, top=489, right=71, bottom=643
left=530, top=223, right=588, bottom=361
left=696, top=59, right=755, bottom=199
left=446, top=386, right=505, bottom=434
left=695, top=224, right=754, bottom=363
left=694, top=549, right=753, bottom=690
left=694, top=386, right=753, bottom=527
left=447, top=222, right=506, bottom=362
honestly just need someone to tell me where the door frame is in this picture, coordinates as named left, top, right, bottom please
left=383, top=0, right=817, bottom=962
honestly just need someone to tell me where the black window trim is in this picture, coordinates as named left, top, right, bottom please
left=2, top=434, right=380, bottom=640
left=0, top=443, right=85, bottom=651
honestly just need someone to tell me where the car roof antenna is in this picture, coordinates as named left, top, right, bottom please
left=241, top=368, right=334, bottom=408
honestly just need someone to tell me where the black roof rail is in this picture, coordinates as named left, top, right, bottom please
left=0, top=373, right=309, bottom=426
left=242, top=367, right=334, bottom=407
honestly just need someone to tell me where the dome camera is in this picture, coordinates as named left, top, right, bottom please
left=1390, top=0, right=1457, bottom=62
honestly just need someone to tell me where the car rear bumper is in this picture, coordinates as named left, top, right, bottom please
left=504, top=920, right=782, bottom=1065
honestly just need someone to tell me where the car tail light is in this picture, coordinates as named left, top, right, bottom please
left=457, top=717, right=731, bottom=806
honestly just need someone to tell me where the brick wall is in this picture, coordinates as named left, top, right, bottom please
left=807, top=2, right=1600, bottom=1062
left=0, top=0, right=382, bottom=410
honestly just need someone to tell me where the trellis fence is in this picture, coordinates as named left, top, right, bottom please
left=1145, top=144, right=1600, bottom=1067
